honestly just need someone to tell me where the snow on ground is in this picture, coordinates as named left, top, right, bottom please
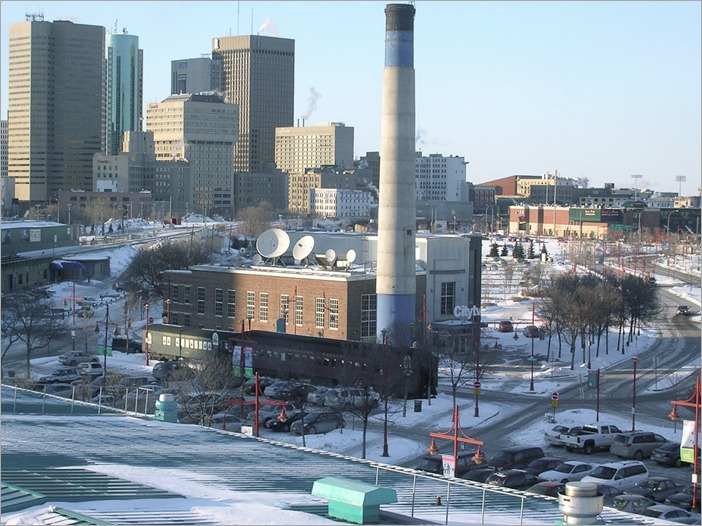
left=4, top=228, right=700, bottom=525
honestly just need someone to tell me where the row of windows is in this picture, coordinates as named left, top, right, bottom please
left=172, top=285, right=344, bottom=331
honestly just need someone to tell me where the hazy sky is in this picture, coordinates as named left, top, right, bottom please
left=1, top=1, right=700, bottom=194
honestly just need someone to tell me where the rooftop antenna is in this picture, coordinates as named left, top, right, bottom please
left=25, top=11, right=44, bottom=21
left=251, top=7, right=253, bottom=35
left=113, top=19, right=118, bottom=34
left=237, top=1, right=240, bottom=35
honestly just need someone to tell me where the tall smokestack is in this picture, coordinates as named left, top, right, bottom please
left=376, top=3, right=416, bottom=345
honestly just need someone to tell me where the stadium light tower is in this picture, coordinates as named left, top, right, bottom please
left=675, top=175, right=687, bottom=198
left=630, top=174, right=643, bottom=201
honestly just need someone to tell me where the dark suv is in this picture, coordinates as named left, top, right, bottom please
left=152, top=361, right=194, bottom=381
left=487, top=446, right=545, bottom=470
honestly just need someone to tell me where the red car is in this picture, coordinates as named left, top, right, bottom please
left=498, top=320, right=514, bottom=332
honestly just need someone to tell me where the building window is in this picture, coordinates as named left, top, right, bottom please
left=171, top=284, right=179, bottom=303
left=315, top=297, right=325, bottom=328
left=280, top=294, right=289, bottom=322
left=184, top=314, right=191, bottom=327
left=440, top=282, right=455, bottom=316
left=227, top=289, right=235, bottom=318
left=361, top=294, right=377, bottom=338
left=197, top=287, right=205, bottom=314
left=329, top=298, right=339, bottom=330
left=260, top=292, right=268, bottom=322
left=184, top=286, right=191, bottom=304
left=294, top=295, right=303, bottom=326
left=246, top=291, right=255, bottom=320
left=214, top=288, right=223, bottom=317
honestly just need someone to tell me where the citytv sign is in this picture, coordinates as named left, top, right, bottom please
left=453, top=305, right=481, bottom=318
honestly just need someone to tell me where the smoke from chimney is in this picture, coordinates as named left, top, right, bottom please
left=258, top=18, right=278, bottom=36
left=301, top=87, right=322, bottom=121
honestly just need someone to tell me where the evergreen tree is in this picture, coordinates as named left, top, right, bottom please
left=500, top=244, right=509, bottom=257
left=489, top=243, right=500, bottom=257
left=528, top=239, right=535, bottom=259
left=512, top=241, right=525, bottom=259
left=540, top=244, right=549, bottom=258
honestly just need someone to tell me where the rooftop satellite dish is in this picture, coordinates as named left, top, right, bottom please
left=346, top=249, right=357, bottom=264
left=252, top=254, right=263, bottom=265
left=256, top=228, right=290, bottom=259
left=292, top=235, right=315, bottom=261
left=325, top=248, right=337, bottom=264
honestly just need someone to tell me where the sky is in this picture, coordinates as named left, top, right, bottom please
left=1, top=1, right=700, bottom=195
left=3, top=222, right=701, bottom=524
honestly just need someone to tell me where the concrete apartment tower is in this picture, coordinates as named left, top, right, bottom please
left=105, top=31, right=143, bottom=155
left=8, top=18, right=105, bottom=202
left=376, top=4, right=416, bottom=345
left=146, top=93, right=238, bottom=218
left=212, top=35, right=295, bottom=174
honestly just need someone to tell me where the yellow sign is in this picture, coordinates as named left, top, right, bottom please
left=551, top=400, right=558, bottom=408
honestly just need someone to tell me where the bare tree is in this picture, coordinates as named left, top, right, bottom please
left=124, top=239, right=213, bottom=299
left=1, top=292, right=64, bottom=378
left=236, top=203, right=272, bottom=242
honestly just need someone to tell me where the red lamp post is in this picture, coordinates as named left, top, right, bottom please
left=668, top=376, right=700, bottom=511
left=381, top=329, right=389, bottom=458
left=427, top=405, right=485, bottom=478
left=631, top=356, right=638, bottom=431
left=529, top=302, right=535, bottom=392
left=144, top=303, right=150, bottom=366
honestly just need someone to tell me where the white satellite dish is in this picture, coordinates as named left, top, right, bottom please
left=325, top=248, right=337, bottom=264
left=292, top=235, right=315, bottom=261
left=252, top=254, right=263, bottom=265
left=346, top=249, right=357, bottom=264
left=256, top=228, right=290, bottom=259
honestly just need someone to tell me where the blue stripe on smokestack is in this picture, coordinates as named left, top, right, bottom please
left=384, top=4, right=414, bottom=68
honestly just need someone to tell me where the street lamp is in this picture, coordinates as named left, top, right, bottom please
left=427, top=405, right=485, bottom=478
left=529, top=302, right=535, bottom=392
left=675, top=175, right=687, bottom=199
left=630, top=174, right=642, bottom=202
left=631, top=356, right=638, bottom=431
left=381, top=329, right=389, bottom=457
left=144, top=303, right=150, bottom=366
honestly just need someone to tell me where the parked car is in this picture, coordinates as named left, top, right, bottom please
left=537, top=461, right=598, bottom=483
left=111, top=336, right=143, bottom=353
left=58, top=350, right=99, bottom=366
left=544, top=425, right=580, bottom=447
left=242, top=376, right=275, bottom=395
left=608, top=494, right=657, bottom=514
left=523, top=457, right=563, bottom=476
left=676, top=305, right=691, bottom=316
left=266, top=411, right=310, bottom=432
left=497, top=320, right=514, bottom=333
left=91, top=393, right=117, bottom=406
left=42, top=383, right=75, bottom=397
left=38, top=367, right=82, bottom=384
left=152, top=361, right=194, bottom=381
left=460, top=467, right=495, bottom=483
left=264, top=381, right=307, bottom=400
left=597, top=484, right=624, bottom=505
left=665, top=485, right=702, bottom=512
left=522, top=325, right=544, bottom=338
left=324, top=387, right=380, bottom=409
left=416, top=451, right=482, bottom=478
left=487, top=446, right=545, bottom=470
left=651, top=442, right=698, bottom=468
left=119, top=375, right=157, bottom=388
left=526, top=481, right=565, bottom=497
left=289, top=412, right=344, bottom=435
left=307, top=387, right=330, bottom=405
left=486, top=469, right=540, bottom=490
left=205, top=413, right=246, bottom=432
left=610, top=431, right=669, bottom=460
left=625, top=476, right=682, bottom=503
left=78, top=361, right=104, bottom=377
left=247, top=402, right=298, bottom=425
left=581, top=460, right=649, bottom=491
left=639, top=504, right=702, bottom=524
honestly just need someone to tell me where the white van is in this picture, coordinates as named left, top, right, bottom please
left=581, top=460, right=649, bottom=490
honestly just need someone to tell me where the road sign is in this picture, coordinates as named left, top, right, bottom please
left=474, top=381, right=481, bottom=395
left=552, top=392, right=559, bottom=401
left=474, top=381, right=481, bottom=389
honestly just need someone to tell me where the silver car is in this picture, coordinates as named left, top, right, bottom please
left=58, top=350, right=99, bottom=366
left=289, top=412, right=344, bottom=435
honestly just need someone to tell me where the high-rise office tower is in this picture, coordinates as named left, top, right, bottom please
left=0, top=118, right=8, bottom=180
left=8, top=18, right=105, bottom=202
left=146, top=93, right=238, bottom=218
left=105, top=31, right=143, bottom=155
left=171, top=57, right=221, bottom=95
left=275, top=123, right=354, bottom=175
left=212, top=35, right=294, bottom=174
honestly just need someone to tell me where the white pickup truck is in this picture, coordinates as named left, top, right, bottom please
left=561, top=424, right=623, bottom=454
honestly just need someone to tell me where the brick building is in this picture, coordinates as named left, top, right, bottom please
left=163, top=264, right=426, bottom=343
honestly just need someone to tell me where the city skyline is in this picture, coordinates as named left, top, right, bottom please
left=1, top=1, right=699, bottom=195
